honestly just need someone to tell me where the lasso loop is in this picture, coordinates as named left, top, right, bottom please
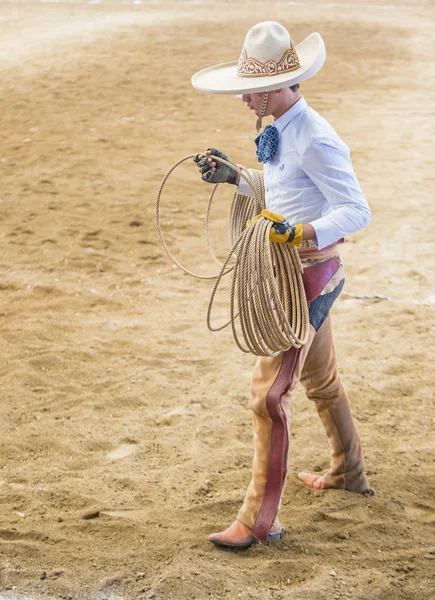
left=155, top=154, right=309, bottom=356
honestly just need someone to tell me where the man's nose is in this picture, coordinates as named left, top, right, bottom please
left=242, top=94, right=250, bottom=103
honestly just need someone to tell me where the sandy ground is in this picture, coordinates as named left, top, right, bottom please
left=1, top=1, right=435, bottom=599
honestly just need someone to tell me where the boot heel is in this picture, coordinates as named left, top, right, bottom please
left=268, top=526, right=285, bottom=542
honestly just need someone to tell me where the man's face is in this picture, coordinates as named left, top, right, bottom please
left=241, top=92, right=264, bottom=117
left=241, top=90, right=281, bottom=117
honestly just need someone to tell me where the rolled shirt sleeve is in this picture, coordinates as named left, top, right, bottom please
left=303, top=137, right=371, bottom=249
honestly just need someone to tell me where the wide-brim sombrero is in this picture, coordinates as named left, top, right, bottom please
left=191, top=22, right=326, bottom=95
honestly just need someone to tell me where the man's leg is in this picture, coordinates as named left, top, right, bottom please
left=208, top=327, right=316, bottom=547
left=298, top=317, right=372, bottom=493
left=208, top=263, right=354, bottom=548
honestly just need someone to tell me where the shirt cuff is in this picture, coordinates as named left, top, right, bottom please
left=309, top=217, right=341, bottom=250
left=236, top=177, right=254, bottom=197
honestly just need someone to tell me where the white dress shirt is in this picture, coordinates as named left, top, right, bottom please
left=237, top=97, right=371, bottom=250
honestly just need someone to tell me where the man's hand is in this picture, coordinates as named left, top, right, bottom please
left=193, top=148, right=239, bottom=185
left=246, top=209, right=304, bottom=247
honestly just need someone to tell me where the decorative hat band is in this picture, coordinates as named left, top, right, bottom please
left=237, top=45, right=300, bottom=78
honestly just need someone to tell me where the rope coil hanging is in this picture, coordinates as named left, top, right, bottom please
left=156, top=154, right=309, bottom=356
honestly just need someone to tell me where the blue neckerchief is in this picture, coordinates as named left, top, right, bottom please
left=254, top=124, right=279, bottom=163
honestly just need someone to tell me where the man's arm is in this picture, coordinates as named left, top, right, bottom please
left=301, top=138, right=371, bottom=249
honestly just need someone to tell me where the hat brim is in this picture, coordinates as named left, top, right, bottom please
left=191, top=33, right=325, bottom=95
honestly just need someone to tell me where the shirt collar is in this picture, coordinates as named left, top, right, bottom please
left=273, top=97, right=307, bottom=134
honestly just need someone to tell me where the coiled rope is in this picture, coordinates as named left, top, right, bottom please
left=156, top=155, right=309, bottom=356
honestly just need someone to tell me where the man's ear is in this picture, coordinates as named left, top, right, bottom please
left=271, top=88, right=284, bottom=96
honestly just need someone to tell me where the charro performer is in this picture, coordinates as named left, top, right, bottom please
left=191, top=21, right=374, bottom=549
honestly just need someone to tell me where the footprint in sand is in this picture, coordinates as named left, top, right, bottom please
left=106, top=441, right=138, bottom=460
left=403, top=502, right=435, bottom=524
left=101, top=508, right=150, bottom=522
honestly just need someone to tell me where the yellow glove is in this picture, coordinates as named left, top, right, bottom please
left=246, top=209, right=303, bottom=247
left=245, top=213, right=262, bottom=227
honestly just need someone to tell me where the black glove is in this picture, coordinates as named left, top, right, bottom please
left=193, top=148, right=238, bottom=185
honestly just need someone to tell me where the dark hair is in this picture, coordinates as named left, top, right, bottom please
left=289, top=84, right=300, bottom=92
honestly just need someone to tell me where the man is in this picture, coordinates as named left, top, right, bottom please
left=191, top=21, right=374, bottom=549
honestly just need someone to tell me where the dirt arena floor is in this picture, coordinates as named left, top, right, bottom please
left=1, top=1, right=435, bottom=599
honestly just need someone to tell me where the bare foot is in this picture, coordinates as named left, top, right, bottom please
left=298, top=471, right=376, bottom=495
left=298, top=472, right=330, bottom=489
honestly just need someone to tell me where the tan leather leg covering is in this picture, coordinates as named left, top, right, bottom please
left=237, top=352, right=283, bottom=530
left=271, top=326, right=317, bottom=528
left=300, top=317, right=369, bottom=493
left=237, top=327, right=316, bottom=530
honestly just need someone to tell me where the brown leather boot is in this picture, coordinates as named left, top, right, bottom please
left=208, top=520, right=284, bottom=548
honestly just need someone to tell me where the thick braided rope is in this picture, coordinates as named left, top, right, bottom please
left=156, top=156, right=260, bottom=279
left=156, top=155, right=309, bottom=356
